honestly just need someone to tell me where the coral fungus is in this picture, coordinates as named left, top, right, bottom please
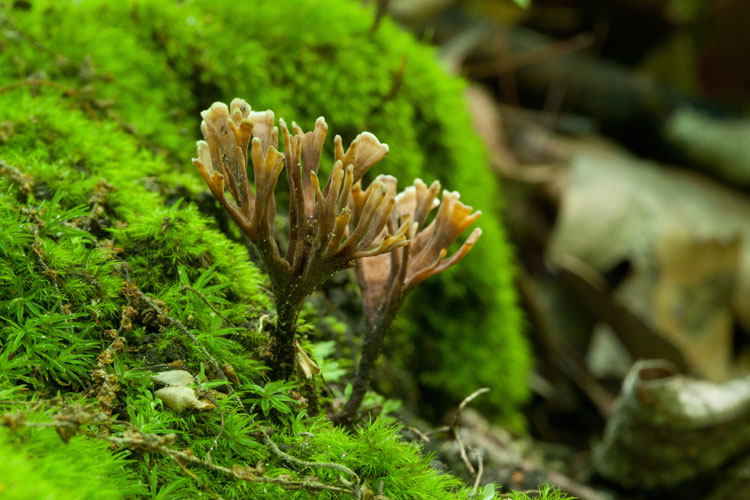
left=337, top=178, right=482, bottom=422
left=193, top=99, right=409, bottom=379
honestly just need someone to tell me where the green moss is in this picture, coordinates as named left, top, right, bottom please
left=136, top=0, right=529, bottom=416
left=2, top=0, right=527, bottom=418
left=0, top=0, right=534, bottom=497
left=0, top=87, right=472, bottom=500
left=0, top=426, right=145, bottom=500
left=289, top=417, right=470, bottom=500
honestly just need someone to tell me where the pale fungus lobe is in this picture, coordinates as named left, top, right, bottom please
left=155, top=387, right=215, bottom=413
left=151, top=370, right=195, bottom=387
left=192, top=99, right=409, bottom=379
left=152, top=370, right=214, bottom=413
left=402, top=188, right=482, bottom=293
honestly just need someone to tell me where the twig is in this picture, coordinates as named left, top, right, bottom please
left=451, top=388, right=490, bottom=428
left=1, top=406, right=358, bottom=497
left=424, top=425, right=450, bottom=437
left=464, top=33, right=594, bottom=78
left=426, top=388, right=489, bottom=476
left=171, top=452, right=225, bottom=500
left=259, top=428, right=360, bottom=483
left=0, top=14, right=59, bottom=56
left=407, top=426, right=430, bottom=443
left=470, top=451, right=484, bottom=496
left=0, top=78, right=76, bottom=96
left=517, top=270, right=615, bottom=418
left=117, top=263, right=247, bottom=413
left=140, top=290, right=221, bottom=376
left=113, top=431, right=356, bottom=496
left=27, top=223, right=66, bottom=316
left=451, top=387, right=489, bottom=475
left=180, top=285, right=235, bottom=326
left=121, top=265, right=223, bottom=381
left=204, top=392, right=225, bottom=466
left=454, top=427, right=475, bottom=474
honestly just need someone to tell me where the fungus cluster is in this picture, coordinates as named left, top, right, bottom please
left=193, top=98, right=481, bottom=417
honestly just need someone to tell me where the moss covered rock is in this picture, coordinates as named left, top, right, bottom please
left=0, top=0, right=531, bottom=497
left=1, top=0, right=529, bottom=419
left=0, top=87, right=476, bottom=499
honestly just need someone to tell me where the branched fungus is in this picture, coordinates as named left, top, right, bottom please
left=335, top=178, right=482, bottom=423
left=193, top=99, right=409, bottom=379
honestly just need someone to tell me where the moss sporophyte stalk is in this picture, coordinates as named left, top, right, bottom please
left=193, top=99, right=481, bottom=418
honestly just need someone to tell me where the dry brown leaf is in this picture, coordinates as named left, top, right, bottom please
left=547, top=140, right=750, bottom=380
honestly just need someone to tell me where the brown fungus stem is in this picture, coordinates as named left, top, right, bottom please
left=193, top=99, right=409, bottom=379
left=334, top=179, right=482, bottom=424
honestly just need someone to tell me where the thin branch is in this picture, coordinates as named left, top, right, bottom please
left=424, top=425, right=450, bottom=437
left=451, top=387, right=490, bottom=429
left=117, top=263, right=246, bottom=412
left=28, top=223, right=66, bottom=316
left=0, top=78, right=77, bottom=97
left=407, top=426, right=431, bottom=443
left=423, top=388, right=489, bottom=477
left=122, top=265, right=221, bottom=379
left=111, top=431, right=356, bottom=496
left=259, top=428, right=360, bottom=483
left=451, top=388, right=489, bottom=475
left=1, top=406, right=359, bottom=498
left=464, top=33, right=594, bottom=78
left=140, top=289, right=220, bottom=375
left=181, top=285, right=235, bottom=326
left=204, top=392, right=225, bottom=466
left=470, top=451, right=484, bottom=496
left=172, top=452, right=225, bottom=500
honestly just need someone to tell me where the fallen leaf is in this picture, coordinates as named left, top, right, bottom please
left=548, top=140, right=750, bottom=380
left=595, top=360, right=750, bottom=488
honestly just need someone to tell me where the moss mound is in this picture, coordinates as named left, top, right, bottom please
left=0, top=423, right=144, bottom=500
left=0, top=0, right=532, bottom=497
left=0, top=86, right=473, bottom=498
left=1, top=0, right=529, bottom=418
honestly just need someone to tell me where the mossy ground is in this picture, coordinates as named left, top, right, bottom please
left=1, top=0, right=538, bottom=498
left=0, top=83, right=472, bottom=499
left=1, top=0, right=529, bottom=418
